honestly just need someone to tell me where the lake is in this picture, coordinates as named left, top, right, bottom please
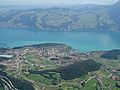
left=0, top=29, right=120, bottom=52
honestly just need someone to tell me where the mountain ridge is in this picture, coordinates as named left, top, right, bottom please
left=0, top=1, right=120, bottom=31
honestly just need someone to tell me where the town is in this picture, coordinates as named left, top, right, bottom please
left=0, top=43, right=120, bottom=90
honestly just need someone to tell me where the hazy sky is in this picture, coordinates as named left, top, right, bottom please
left=0, top=0, right=119, bottom=6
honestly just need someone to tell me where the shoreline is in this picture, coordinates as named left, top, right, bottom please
left=0, top=42, right=120, bottom=53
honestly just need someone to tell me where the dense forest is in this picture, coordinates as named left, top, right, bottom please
left=57, top=59, right=101, bottom=80
left=100, top=49, right=120, bottom=59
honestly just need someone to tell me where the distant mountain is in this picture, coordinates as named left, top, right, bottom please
left=0, top=1, right=120, bottom=31
left=109, top=0, right=120, bottom=29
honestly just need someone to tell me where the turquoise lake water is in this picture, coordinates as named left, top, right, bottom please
left=0, top=29, right=120, bottom=52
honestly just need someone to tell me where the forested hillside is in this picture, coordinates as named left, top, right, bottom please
left=0, top=1, right=120, bottom=31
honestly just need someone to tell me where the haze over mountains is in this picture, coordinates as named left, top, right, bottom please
left=0, top=0, right=120, bottom=31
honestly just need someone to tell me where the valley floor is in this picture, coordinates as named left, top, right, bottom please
left=0, top=43, right=120, bottom=90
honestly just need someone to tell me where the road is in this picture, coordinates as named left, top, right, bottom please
left=0, top=75, right=18, bottom=90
